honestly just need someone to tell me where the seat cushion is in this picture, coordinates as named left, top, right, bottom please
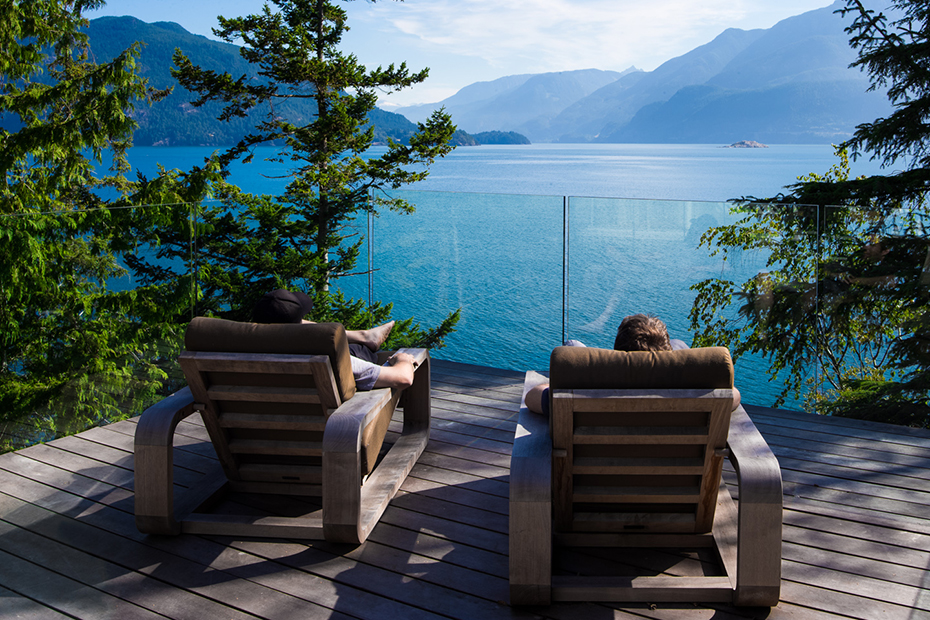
left=185, top=317, right=357, bottom=401
left=549, top=346, right=734, bottom=390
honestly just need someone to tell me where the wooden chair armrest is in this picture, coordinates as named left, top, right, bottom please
left=322, top=387, right=394, bottom=543
left=376, top=347, right=428, bottom=366
left=512, top=371, right=552, bottom=502
left=323, top=388, right=395, bottom=455
left=727, top=405, right=783, bottom=606
left=134, top=387, right=199, bottom=448
left=134, top=387, right=200, bottom=535
left=322, top=350, right=430, bottom=543
left=727, top=406, right=782, bottom=498
left=510, top=371, right=553, bottom=605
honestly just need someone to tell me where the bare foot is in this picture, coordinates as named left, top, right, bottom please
left=360, top=320, right=394, bottom=351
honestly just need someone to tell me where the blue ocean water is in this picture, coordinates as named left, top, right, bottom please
left=126, top=143, right=892, bottom=408
left=385, top=142, right=890, bottom=200
left=127, top=142, right=890, bottom=201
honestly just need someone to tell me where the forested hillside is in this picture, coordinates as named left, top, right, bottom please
left=82, top=17, right=484, bottom=146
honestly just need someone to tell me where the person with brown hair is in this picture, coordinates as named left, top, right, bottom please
left=526, top=314, right=688, bottom=415
left=611, top=313, right=674, bottom=352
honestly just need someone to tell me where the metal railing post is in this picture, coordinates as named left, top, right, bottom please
left=562, top=195, right=570, bottom=345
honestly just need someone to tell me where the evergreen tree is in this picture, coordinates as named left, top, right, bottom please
left=690, top=0, right=930, bottom=425
left=126, top=0, right=460, bottom=345
left=0, top=0, right=214, bottom=449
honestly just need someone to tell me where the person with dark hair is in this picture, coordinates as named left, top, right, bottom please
left=252, top=289, right=417, bottom=390
left=525, top=314, right=692, bottom=415
left=612, top=313, right=674, bottom=352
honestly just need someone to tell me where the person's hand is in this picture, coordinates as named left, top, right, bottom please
left=388, top=352, right=417, bottom=368
left=376, top=352, right=418, bottom=389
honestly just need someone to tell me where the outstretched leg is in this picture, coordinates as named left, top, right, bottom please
left=346, top=320, right=394, bottom=351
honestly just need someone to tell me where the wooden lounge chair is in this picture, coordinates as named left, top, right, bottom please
left=134, top=317, right=430, bottom=545
left=510, top=346, right=782, bottom=606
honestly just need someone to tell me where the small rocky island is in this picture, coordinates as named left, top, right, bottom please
left=723, top=140, right=768, bottom=148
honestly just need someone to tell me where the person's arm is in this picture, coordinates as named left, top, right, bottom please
left=373, top=351, right=417, bottom=389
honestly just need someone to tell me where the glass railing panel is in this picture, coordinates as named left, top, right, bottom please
left=565, top=197, right=814, bottom=409
left=736, top=202, right=819, bottom=411
left=0, top=203, right=198, bottom=452
left=371, top=190, right=565, bottom=371
left=810, top=204, right=916, bottom=419
left=327, top=210, right=372, bottom=306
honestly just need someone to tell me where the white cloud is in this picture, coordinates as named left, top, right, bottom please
left=360, top=0, right=825, bottom=74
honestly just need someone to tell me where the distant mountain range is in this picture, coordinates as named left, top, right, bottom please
left=396, top=68, right=633, bottom=137
left=394, top=0, right=892, bottom=144
left=77, top=1, right=893, bottom=147
left=79, top=17, right=461, bottom=147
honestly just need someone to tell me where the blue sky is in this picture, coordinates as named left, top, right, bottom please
left=88, top=0, right=839, bottom=109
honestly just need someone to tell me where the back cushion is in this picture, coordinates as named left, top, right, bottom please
left=549, top=346, right=733, bottom=390
left=185, top=317, right=357, bottom=401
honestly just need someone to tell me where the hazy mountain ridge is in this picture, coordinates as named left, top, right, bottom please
left=548, top=27, right=767, bottom=142
left=395, top=68, right=632, bottom=137
left=596, top=1, right=890, bottom=144
left=398, top=1, right=892, bottom=144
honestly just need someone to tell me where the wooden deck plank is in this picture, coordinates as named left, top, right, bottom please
left=752, top=421, right=930, bottom=471
left=746, top=404, right=930, bottom=442
left=745, top=406, right=930, bottom=450
left=784, top=494, right=930, bottom=537
left=391, top=421, right=514, bottom=462
left=0, top=545, right=166, bottom=620
left=0, top=361, right=929, bottom=619
left=0, top=494, right=261, bottom=620
left=767, top=439, right=930, bottom=482
left=3, top=424, right=526, bottom=620
left=783, top=540, right=930, bottom=590
left=0, top=583, right=74, bottom=620
left=779, top=578, right=921, bottom=619
left=0, top=450, right=457, bottom=620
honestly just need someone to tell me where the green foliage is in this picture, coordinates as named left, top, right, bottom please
left=0, top=0, right=197, bottom=450
left=309, top=290, right=461, bottom=350
left=691, top=0, right=930, bottom=426
left=0, top=0, right=460, bottom=452
left=129, top=0, right=460, bottom=341
left=691, top=149, right=913, bottom=413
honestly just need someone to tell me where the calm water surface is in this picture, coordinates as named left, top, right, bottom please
left=129, top=142, right=891, bottom=201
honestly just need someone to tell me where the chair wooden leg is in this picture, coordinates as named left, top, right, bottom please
left=510, top=371, right=553, bottom=605
left=134, top=388, right=198, bottom=535
left=509, top=498, right=552, bottom=605
left=728, top=407, right=783, bottom=606
left=323, top=351, right=431, bottom=544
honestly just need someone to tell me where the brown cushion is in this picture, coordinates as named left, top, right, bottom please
left=549, top=346, right=733, bottom=390
left=185, top=317, right=357, bottom=401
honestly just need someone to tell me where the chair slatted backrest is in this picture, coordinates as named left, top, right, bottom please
left=548, top=346, right=735, bottom=534
left=181, top=317, right=358, bottom=494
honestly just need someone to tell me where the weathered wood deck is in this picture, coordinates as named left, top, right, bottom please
left=1, top=359, right=929, bottom=619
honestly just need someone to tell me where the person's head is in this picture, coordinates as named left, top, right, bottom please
left=252, top=289, right=313, bottom=324
left=613, top=314, right=672, bottom=352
